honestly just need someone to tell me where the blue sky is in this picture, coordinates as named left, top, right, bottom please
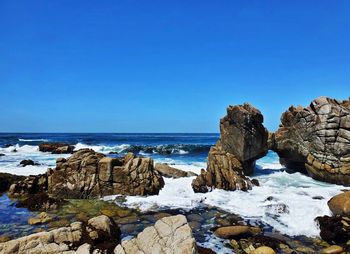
left=0, top=1, right=349, bottom=133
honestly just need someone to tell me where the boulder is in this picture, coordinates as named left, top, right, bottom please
left=322, top=245, right=343, bottom=254
left=316, top=215, right=350, bottom=244
left=0, top=215, right=120, bottom=253
left=272, top=97, right=350, bottom=185
left=19, top=159, right=39, bottom=167
left=28, top=212, right=53, bottom=225
left=48, top=149, right=164, bottom=198
left=192, top=103, right=268, bottom=193
left=0, top=173, right=25, bottom=193
left=114, top=215, right=197, bottom=254
left=251, top=246, right=276, bottom=254
left=214, top=225, right=262, bottom=239
left=8, top=174, right=48, bottom=198
left=154, top=163, right=197, bottom=178
left=39, top=142, right=75, bottom=154
left=0, top=153, right=5, bottom=156
left=328, top=191, right=350, bottom=216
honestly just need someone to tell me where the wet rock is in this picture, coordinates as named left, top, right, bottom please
left=28, top=212, right=53, bottom=225
left=0, top=153, right=5, bottom=156
left=0, top=215, right=120, bottom=253
left=328, top=191, right=350, bottom=216
left=214, top=225, right=262, bottom=239
left=114, top=215, right=197, bottom=254
left=155, top=163, right=197, bottom=178
left=48, top=149, right=164, bottom=198
left=39, top=142, right=75, bottom=154
left=192, top=103, right=268, bottom=192
left=272, top=97, right=350, bottom=185
left=16, top=192, right=64, bottom=211
left=251, top=246, right=276, bottom=254
left=197, top=246, right=217, bottom=254
left=19, top=159, right=39, bottom=167
left=8, top=174, right=48, bottom=198
left=316, top=215, right=350, bottom=244
left=0, top=173, right=25, bottom=193
left=322, top=245, right=343, bottom=254
left=0, top=235, right=11, bottom=243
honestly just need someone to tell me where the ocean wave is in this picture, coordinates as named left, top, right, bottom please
left=18, top=138, right=49, bottom=142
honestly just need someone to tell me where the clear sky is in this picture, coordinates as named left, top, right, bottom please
left=0, top=1, right=349, bottom=133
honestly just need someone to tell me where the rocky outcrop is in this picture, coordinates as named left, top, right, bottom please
left=39, top=142, right=75, bottom=154
left=8, top=174, right=48, bottom=198
left=192, top=103, right=268, bottom=193
left=328, top=191, right=350, bottom=216
left=114, top=215, right=197, bottom=254
left=0, top=173, right=25, bottom=193
left=0, top=215, right=120, bottom=253
left=19, top=159, right=39, bottom=167
left=154, top=163, right=197, bottom=178
left=316, top=215, right=350, bottom=244
left=48, top=149, right=164, bottom=198
left=272, top=97, right=350, bottom=185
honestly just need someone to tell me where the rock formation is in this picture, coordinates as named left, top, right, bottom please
left=271, top=97, right=350, bottom=185
left=47, top=149, right=164, bottom=198
left=114, top=215, right=198, bottom=254
left=0, top=173, right=25, bottom=193
left=154, top=163, right=197, bottom=178
left=192, top=103, right=268, bottom=192
left=8, top=174, right=48, bottom=198
left=39, top=142, right=75, bottom=154
left=327, top=191, right=350, bottom=216
left=0, top=215, right=120, bottom=253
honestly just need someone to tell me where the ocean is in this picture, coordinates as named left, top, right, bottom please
left=0, top=133, right=345, bottom=240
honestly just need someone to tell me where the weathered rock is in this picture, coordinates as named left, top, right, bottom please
left=322, top=245, right=343, bottom=254
left=0, top=173, right=25, bottom=193
left=114, top=214, right=197, bottom=254
left=251, top=246, right=276, bottom=254
left=155, top=163, right=197, bottom=178
left=16, top=192, right=64, bottom=211
left=39, top=142, right=75, bottom=154
left=272, top=97, right=350, bottom=185
left=28, top=212, right=53, bottom=225
left=19, top=159, right=39, bottom=167
left=0, top=215, right=120, bottom=253
left=214, top=225, right=262, bottom=239
left=316, top=215, right=350, bottom=244
left=328, top=191, right=350, bottom=216
left=48, top=149, right=164, bottom=198
left=192, top=103, right=268, bottom=192
left=8, top=174, right=48, bottom=198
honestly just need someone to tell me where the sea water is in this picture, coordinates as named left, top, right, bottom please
left=0, top=133, right=346, bottom=238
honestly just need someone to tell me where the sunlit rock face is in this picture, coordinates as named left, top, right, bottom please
left=272, top=96, right=350, bottom=185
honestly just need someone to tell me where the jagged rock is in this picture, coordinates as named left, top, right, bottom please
left=154, top=163, right=197, bottom=178
left=328, top=191, right=350, bottom=216
left=16, top=192, right=64, bottom=211
left=114, top=215, right=197, bottom=254
left=48, top=149, right=164, bottom=198
left=39, top=142, right=75, bottom=154
left=8, top=174, right=48, bottom=198
left=219, top=103, right=269, bottom=175
left=19, top=159, right=39, bottom=167
left=28, top=212, right=53, bottom=225
left=0, top=173, right=25, bottom=193
left=192, top=142, right=253, bottom=193
left=192, top=103, right=268, bottom=193
left=214, top=225, right=262, bottom=239
left=272, top=97, right=350, bottom=185
left=316, top=215, right=350, bottom=244
left=0, top=215, right=120, bottom=253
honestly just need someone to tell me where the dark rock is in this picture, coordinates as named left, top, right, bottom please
left=0, top=153, right=5, bottom=157
left=155, top=163, right=197, bottom=178
left=316, top=215, right=350, bottom=244
left=0, top=173, right=26, bottom=193
left=39, top=142, right=75, bottom=154
left=8, top=174, right=47, bottom=198
left=16, top=192, right=64, bottom=211
left=197, top=246, right=217, bottom=254
left=4, top=144, right=13, bottom=148
left=48, top=149, right=164, bottom=198
left=19, top=159, right=39, bottom=167
left=272, top=97, right=350, bottom=185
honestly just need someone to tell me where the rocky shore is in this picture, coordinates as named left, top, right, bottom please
left=0, top=96, right=349, bottom=253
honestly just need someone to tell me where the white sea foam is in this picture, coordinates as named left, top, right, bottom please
left=74, top=143, right=130, bottom=153
left=18, top=138, right=49, bottom=142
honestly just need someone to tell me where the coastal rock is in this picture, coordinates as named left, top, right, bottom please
left=0, top=153, right=5, bottom=156
left=0, top=215, right=120, bottom=253
left=48, top=149, right=164, bottom=198
left=214, top=225, right=262, bottom=239
left=28, top=212, right=53, bottom=225
left=8, top=174, right=48, bottom=198
left=328, top=191, right=350, bottom=216
left=39, top=142, right=75, bottom=154
left=16, top=192, right=64, bottom=211
left=0, top=173, right=25, bottom=193
left=316, top=215, right=350, bottom=244
left=192, top=142, right=253, bottom=193
left=154, top=163, right=198, bottom=178
left=114, top=214, right=197, bottom=254
left=322, top=245, right=343, bottom=254
left=192, top=103, right=268, bottom=193
left=19, top=159, right=39, bottom=167
left=251, top=246, right=276, bottom=254
left=272, top=97, right=350, bottom=185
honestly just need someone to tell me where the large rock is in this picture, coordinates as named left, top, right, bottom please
left=154, top=163, right=197, bottom=178
left=328, top=191, right=350, bottom=216
left=48, top=149, right=164, bottom=198
left=0, top=173, right=25, bottom=193
left=114, top=214, right=197, bottom=254
left=39, top=142, right=75, bottom=154
left=0, top=215, right=120, bottom=253
left=8, top=174, right=48, bottom=198
left=316, top=215, right=350, bottom=244
left=192, top=103, right=267, bottom=193
left=214, top=225, right=262, bottom=239
left=272, top=97, right=350, bottom=185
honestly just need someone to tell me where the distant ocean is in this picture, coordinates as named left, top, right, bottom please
left=0, top=133, right=345, bottom=238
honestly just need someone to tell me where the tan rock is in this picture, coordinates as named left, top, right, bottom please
left=214, top=225, right=261, bottom=239
left=251, top=246, right=276, bottom=254
left=322, top=245, right=343, bottom=254
left=328, top=191, right=350, bottom=216
left=155, top=163, right=197, bottom=178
